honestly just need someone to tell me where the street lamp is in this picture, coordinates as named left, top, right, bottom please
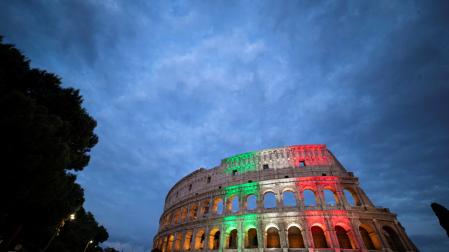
left=41, top=210, right=78, bottom=252
left=83, top=240, right=94, bottom=252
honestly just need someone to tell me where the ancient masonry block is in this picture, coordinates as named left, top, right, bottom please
left=153, top=144, right=418, bottom=252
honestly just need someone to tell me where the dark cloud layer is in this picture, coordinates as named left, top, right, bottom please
left=1, top=1, right=448, bottom=251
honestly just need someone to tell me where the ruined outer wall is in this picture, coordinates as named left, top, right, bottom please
left=153, top=144, right=418, bottom=252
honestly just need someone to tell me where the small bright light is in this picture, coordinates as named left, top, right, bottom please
left=69, top=213, right=76, bottom=220
left=89, top=240, right=93, bottom=244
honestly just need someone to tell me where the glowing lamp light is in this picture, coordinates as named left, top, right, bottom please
left=89, top=240, right=93, bottom=244
left=69, top=213, right=76, bottom=220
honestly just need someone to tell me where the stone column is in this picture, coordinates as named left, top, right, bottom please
left=350, top=218, right=365, bottom=251
left=372, top=219, right=388, bottom=250
left=238, top=220, right=244, bottom=252
left=299, top=217, right=309, bottom=249
left=190, top=229, right=197, bottom=251
left=278, top=222, right=288, bottom=252
left=204, top=226, right=210, bottom=251
left=257, top=221, right=264, bottom=252
left=180, top=231, right=187, bottom=252
left=324, top=217, right=338, bottom=249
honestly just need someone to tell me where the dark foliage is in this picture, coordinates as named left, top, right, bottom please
left=50, top=208, right=108, bottom=252
left=431, top=202, right=449, bottom=238
left=0, top=37, right=106, bottom=251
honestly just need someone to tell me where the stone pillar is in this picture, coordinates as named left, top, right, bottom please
left=299, top=218, right=309, bottom=249
left=317, top=186, right=326, bottom=209
left=204, top=226, right=210, bottom=251
left=190, top=229, right=197, bottom=251
left=277, top=189, right=284, bottom=209
left=220, top=224, right=226, bottom=251
left=257, top=221, right=264, bottom=252
left=238, top=220, right=243, bottom=252
left=180, top=231, right=187, bottom=252
left=372, top=219, right=388, bottom=250
left=324, top=217, right=338, bottom=249
left=278, top=222, right=288, bottom=252
left=350, top=218, right=365, bottom=251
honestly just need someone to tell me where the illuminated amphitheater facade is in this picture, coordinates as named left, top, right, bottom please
left=153, top=144, right=417, bottom=252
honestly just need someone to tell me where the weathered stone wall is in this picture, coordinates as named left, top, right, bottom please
left=153, top=145, right=418, bottom=252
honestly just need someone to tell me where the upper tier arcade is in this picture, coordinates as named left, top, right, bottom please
left=164, top=145, right=351, bottom=209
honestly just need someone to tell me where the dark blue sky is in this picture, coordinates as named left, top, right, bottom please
left=1, top=1, right=449, bottom=251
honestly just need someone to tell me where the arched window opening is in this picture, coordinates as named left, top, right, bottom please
left=288, top=226, right=305, bottom=248
left=212, top=198, right=223, bottom=215
left=174, top=232, right=182, bottom=251
left=266, top=227, right=280, bottom=248
left=324, top=189, right=337, bottom=206
left=335, top=226, right=353, bottom=249
left=264, top=192, right=277, bottom=209
left=190, top=205, right=198, bottom=220
left=173, top=210, right=180, bottom=224
left=283, top=191, right=296, bottom=207
left=228, top=229, right=238, bottom=249
left=184, top=231, right=192, bottom=251
left=303, top=190, right=316, bottom=206
left=246, top=228, right=258, bottom=248
left=382, top=226, right=406, bottom=252
left=247, top=195, right=257, bottom=210
left=200, top=199, right=210, bottom=217
left=180, top=208, right=187, bottom=223
left=359, top=226, right=377, bottom=250
left=209, top=229, right=220, bottom=250
left=167, top=234, right=175, bottom=252
left=344, top=189, right=355, bottom=206
left=311, top=226, right=328, bottom=248
left=194, top=230, right=205, bottom=250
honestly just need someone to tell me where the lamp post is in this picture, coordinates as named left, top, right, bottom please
left=83, top=240, right=93, bottom=252
left=41, top=210, right=78, bottom=252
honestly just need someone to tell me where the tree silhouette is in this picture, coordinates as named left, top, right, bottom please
left=431, top=202, right=449, bottom=238
left=0, top=36, right=107, bottom=251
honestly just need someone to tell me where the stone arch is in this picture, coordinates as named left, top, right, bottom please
left=167, top=234, right=175, bottom=252
left=227, top=229, right=238, bottom=249
left=323, top=189, right=338, bottom=206
left=311, top=225, right=328, bottom=248
left=283, top=190, right=297, bottom=207
left=208, top=227, right=220, bottom=250
left=263, top=191, right=277, bottom=208
left=180, top=207, right=188, bottom=223
left=288, top=226, right=305, bottom=248
left=173, top=210, right=181, bottom=224
left=344, top=187, right=361, bottom=206
left=189, top=204, right=198, bottom=220
left=245, top=228, right=258, bottom=248
left=246, top=194, right=257, bottom=210
left=212, top=197, right=223, bottom=215
left=359, top=224, right=381, bottom=250
left=200, top=199, right=210, bottom=217
left=382, top=225, right=406, bottom=252
left=162, top=236, right=168, bottom=252
left=266, top=227, right=281, bottom=248
left=226, top=195, right=240, bottom=213
left=194, top=229, right=206, bottom=250
left=174, top=232, right=182, bottom=251
left=183, top=230, right=193, bottom=251
left=335, top=225, right=353, bottom=249
left=303, top=189, right=317, bottom=206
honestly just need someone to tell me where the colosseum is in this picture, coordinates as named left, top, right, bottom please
left=153, top=144, right=418, bottom=252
